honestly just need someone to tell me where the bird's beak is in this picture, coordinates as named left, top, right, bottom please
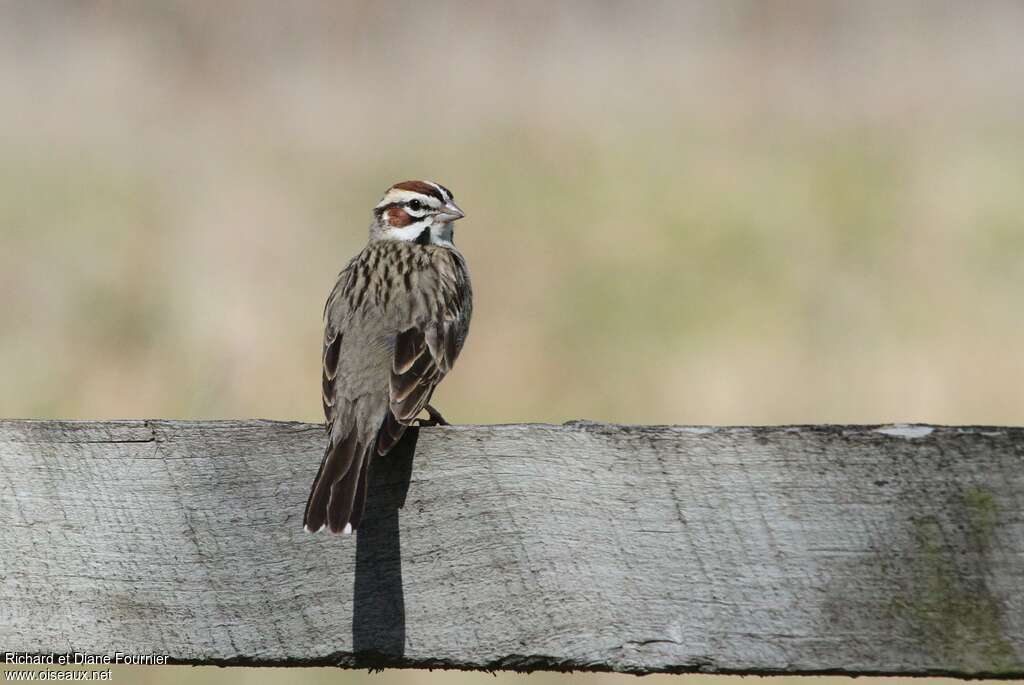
left=435, top=201, right=465, bottom=223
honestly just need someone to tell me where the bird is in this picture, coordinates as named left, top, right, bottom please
left=303, top=180, right=472, bottom=535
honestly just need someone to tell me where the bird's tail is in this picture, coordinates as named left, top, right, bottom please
left=303, top=431, right=371, bottom=535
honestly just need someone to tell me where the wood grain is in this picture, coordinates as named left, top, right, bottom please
left=1, top=420, right=1022, bottom=676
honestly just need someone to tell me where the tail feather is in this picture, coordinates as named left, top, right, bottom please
left=327, top=443, right=364, bottom=533
left=303, top=429, right=357, bottom=533
left=347, top=452, right=372, bottom=531
left=306, top=412, right=398, bottom=535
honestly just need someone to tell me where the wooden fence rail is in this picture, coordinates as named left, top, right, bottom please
left=1, top=420, right=1022, bottom=677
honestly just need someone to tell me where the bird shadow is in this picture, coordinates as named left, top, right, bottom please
left=352, top=427, right=417, bottom=660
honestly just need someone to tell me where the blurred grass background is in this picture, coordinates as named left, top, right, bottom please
left=1, top=1, right=1022, bottom=684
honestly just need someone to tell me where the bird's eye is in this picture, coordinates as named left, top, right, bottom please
left=408, top=200, right=422, bottom=211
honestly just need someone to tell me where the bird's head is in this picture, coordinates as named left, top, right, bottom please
left=371, top=180, right=465, bottom=247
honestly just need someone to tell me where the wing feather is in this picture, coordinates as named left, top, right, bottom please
left=376, top=410, right=407, bottom=456
left=321, top=329, right=342, bottom=424
left=393, top=328, right=424, bottom=374
left=377, top=250, right=471, bottom=455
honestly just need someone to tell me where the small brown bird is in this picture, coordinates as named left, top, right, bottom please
left=304, top=181, right=472, bottom=534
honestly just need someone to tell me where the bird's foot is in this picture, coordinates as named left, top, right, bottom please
left=416, top=404, right=450, bottom=427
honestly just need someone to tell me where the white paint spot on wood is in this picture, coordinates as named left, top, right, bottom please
left=874, top=424, right=934, bottom=439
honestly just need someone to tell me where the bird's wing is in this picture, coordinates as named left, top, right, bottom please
left=376, top=248, right=472, bottom=455
left=305, top=258, right=388, bottom=533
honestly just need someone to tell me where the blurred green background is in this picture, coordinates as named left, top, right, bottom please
left=1, top=1, right=1022, bottom=684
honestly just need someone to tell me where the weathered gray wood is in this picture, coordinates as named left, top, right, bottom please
left=0, top=420, right=1022, bottom=676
